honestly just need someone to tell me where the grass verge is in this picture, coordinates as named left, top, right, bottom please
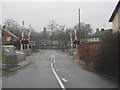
left=0, top=70, right=9, bottom=76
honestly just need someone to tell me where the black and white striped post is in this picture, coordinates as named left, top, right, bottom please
left=20, top=21, right=24, bottom=51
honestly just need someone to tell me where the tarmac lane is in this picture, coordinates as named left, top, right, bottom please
left=51, top=50, right=118, bottom=88
left=2, top=50, right=60, bottom=88
left=2, top=50, right=118, bottom=89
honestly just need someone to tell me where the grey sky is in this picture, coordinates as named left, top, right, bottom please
left=1, top=1, right=118, bottom=32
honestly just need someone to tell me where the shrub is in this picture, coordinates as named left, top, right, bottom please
left=95, top=31, right=119, bottom=78
left=79, top=42, right=99, bottom=63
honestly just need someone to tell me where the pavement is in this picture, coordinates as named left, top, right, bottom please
left=2, top=50, right=118, bottom=88
left=9, top=59, right=31, bottom=71
left=10, top=52, right=39, bottom=71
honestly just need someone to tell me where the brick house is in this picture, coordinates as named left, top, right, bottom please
left=2, top=28, right=19, bottom=45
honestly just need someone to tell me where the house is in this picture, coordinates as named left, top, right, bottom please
left=109, top=1, right=120, bottom=33
left=0, top=29, right=2, bottom=54
left=2, top=25, right=19, bottom=45
left=87, top=29, right=112, bottom=42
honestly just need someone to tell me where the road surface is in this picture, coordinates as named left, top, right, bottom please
left=2, top=50, right=118, bottom=88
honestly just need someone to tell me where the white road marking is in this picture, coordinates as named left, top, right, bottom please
left=5, top=49, right=10, bottom=52
left=51, top=54, right=66, bottom=90
left=51, top=63, right=66, bottom=90
left=53, top=58, right=56, bottom=64
left=52, top=54, right=56, bottom=64
left=61, top=78, right=67, bottom=83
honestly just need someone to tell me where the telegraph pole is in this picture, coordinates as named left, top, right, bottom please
left=79, top=9, right=80, bottom=32
left=20, top=21, right=31, bottom=51
left=78, top=9, right=80, bottom=59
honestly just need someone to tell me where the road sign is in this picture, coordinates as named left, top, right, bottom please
left=73, top=40, right=80, bottom=45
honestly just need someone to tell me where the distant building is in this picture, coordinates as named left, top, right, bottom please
left=109, top=1, right=120, bottom=33
left=87, top=29, right=112, bottom=42
left=2, top=26, right=19, bottom=45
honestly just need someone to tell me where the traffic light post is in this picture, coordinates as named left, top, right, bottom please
left=73, top=40, right=81, bottom=52
left=68, top=9, right=81, bottom=59
left=20, top=21, right=24, bottom=51
left=20, top=21, right=31, bottom=51
left=20, top=39, right=30, bottom=49
left=72, top=40, right=81, bottom=59
left=20, top=39, right=29, bottom=45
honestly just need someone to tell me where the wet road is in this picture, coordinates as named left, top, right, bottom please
left=2, top=50, right=118, bottom=88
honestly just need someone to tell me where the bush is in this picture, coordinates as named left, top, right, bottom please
left=95, top=31, right=119, bottom=78
left=88, top=62, right=95, bottom=68
left=79, top=42, right=99, bottom=63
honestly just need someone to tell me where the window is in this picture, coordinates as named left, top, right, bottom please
left=95, top=37, right=97, bottom=40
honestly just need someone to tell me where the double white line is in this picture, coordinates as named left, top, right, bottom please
left=51, top=54, right=66, bottom=90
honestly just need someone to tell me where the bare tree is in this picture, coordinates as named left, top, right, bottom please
left=47, top=20, right=58, bottom=45
left=76, top=23, right=93, bottom=40
left=47, top=20, right=58, bottom=32
left=4, top=19, right=21, bottom=38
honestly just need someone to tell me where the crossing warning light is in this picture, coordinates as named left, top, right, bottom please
left=20, top=40, right=29, bottom=45
left=73, top=40, right=81, bottom=45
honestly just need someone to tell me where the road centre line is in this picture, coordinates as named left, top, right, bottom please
left=51, top=54, right=56, bottom=64
left=51, top=54, right=66, bottom=90
left=61, top=78, right=67, bottom=83
left=53, top=54, right=56, bottom=64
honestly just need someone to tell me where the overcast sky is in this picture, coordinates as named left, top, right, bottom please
left=1, top=0, right=119, bottom=32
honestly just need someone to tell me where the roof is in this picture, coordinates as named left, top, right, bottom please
left=2, top=29, right=19, bottom=39
left=88, top=29, right=112, bottom=38
left=109, top=1, right=120, bottom=22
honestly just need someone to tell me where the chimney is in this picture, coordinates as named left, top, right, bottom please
left=101, top=28, right=104, bottom=31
